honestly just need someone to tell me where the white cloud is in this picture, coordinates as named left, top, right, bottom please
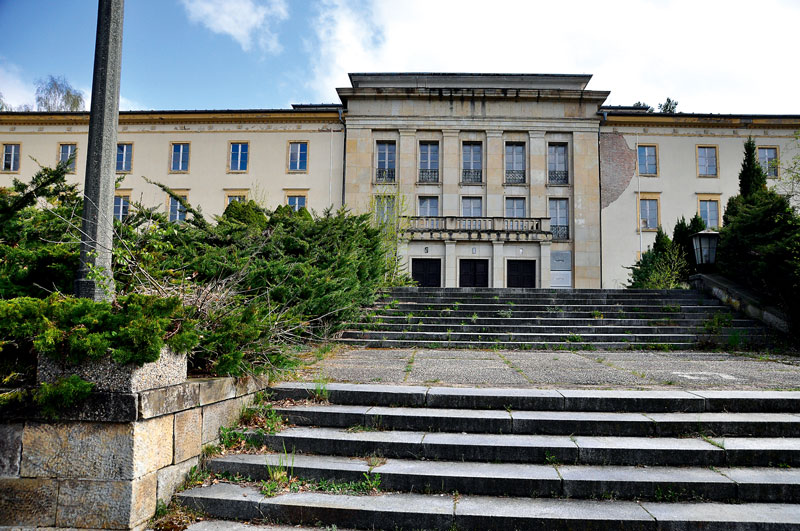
left=119, top=95, right=149, bottom=111
left=309, top=0, right=800, bottom=114
left=0, top=61, right=36, bottom=108
left=180, top=0, right=288, bottom=53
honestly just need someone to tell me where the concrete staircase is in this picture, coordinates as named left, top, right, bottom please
left=179, top=383, right=800, bottom=529
left=339, top=287, right=770, bottom=350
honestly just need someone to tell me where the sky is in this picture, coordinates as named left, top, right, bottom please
left=0, top=0, right=799, bottom=114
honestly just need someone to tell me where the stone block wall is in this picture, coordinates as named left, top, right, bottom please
left=0, top=375, right=267, bottom=529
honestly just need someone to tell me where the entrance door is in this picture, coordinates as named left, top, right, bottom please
left=507, top=260, right=536, bottom=288
left=460, top=259, right=489, bottom=287
left=412, top=258, right=441, bottom=287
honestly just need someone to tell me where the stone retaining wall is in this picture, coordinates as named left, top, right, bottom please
left=0, top=374, right=268, bottom=529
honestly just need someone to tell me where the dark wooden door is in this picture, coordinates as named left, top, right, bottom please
left=460, top=259, right=489, bottom=287
left=412, top=259, right=441, bottom=287
left=507, top=260, right=536, bottom=288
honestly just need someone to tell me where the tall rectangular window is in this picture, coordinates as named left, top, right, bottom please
left=548, top=143, right=568, bottom=184
left=59, top=143, right=77, bottom=172
left=505, top=197, right=525, bottom=218
left=462, top=142, right=482, bottom=183
left=418, top=196, right=439, bottom=217
left=2, top=144, right=20, bottom=172
left=376, top=141, right=395, bottom=182
left=419, top=141, right=439, bottom=182
left=697, top=146, right=718, bottom=176
left=169, top=195, right=187, bottom=223
left=640, top=199, right=659, bottom=230
left=289, top=142, right=307, bottom=172
left=116, top=143, right=132, bottom=173
left=287, top=195, right=306, bottom=211
left=505, top=143, right=525, bottom=183
left=230, top=142, right=249, bottom=172
left=758, top=147, right=778, bottom=177
left=374, top=195, right=395, bottom=223
left=113, top=195, right=130, bottom=221
left=699, top=199, right=719, bottom=229
left=226, top=193, right=247, bottom=205
left=549, top=198, right=569, bottom=240
left=462, top=196, right=482, bottom=217
left=638, top=145, right=658, bottom=175
left=171, top=143, right=190, bottom=172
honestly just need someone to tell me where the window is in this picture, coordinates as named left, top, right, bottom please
left=288, top=142, right=307, bottom=172
left=375, top=141, right=395, bottom=182
left=116, top=143, right=132, bottom=173
left=639, top=198, right=659, bottom=231
left=374, top=195, right=395, bottom=223
left=505, top=143, right=525, bottom=183
left=548, top=143, right=568, bottom=184
left=169, top=195, right=187, bottom=223
left=549, top=198, right=569, bottom=240
left=171, top=143, right=190, bottom=172
left=59, top=143, right=77, bottom=172
left=225, top=191, right=248, bottom=205
left=699, top=200, right=719, bottom=229
left=287, top=195, right=306, bottom=211
left=2, top=144, right=20, bottom=172
left=637, top=145, right=658, bottom=175
left=462, top=142, right=482, bottom=183
left=462, top=196, right=482, bottom=217
left=697, top=146, right=718, bottom=177
left=505, top=197, right=525, bottom=218
left=229, top=142, right=249, bottom=172
left=113, top=194, right=130, bottom=221
left=758, top=147, right=778, bottom=177
left=419, top=141, right=439, bottom=182
left=418, top=196, right=439, bottom=217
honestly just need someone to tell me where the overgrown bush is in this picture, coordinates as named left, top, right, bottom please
left=627, top=227, right=689, bottom=289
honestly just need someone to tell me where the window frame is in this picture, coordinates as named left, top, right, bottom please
left=636, top=192, right=661, bottom=232
left=2, top=143, right=21, bottom=173
left=505, top=197, right=526, bottom=218
left=166, top=191, right=189, bottom=223
left=375, top=140, right=396, bottom=183
left=461, top=141, right=483, bottom=184
left=116, top=142, right=133, bottom=174
left=418, top=195, right=440, bottom=217
left=549, top=197, right=570, bottom=240
left=637, top=144, right=659, bottom=176
left=58, top=143, right=77, bottom=174
left=696, top=145, right=719, bottom=178
left=287, top=141, right=309, bottom=173
left=547, top=142, right=569, bottom=185
left=228, top=141, right=249, bottom=173
left=697, top=193, right=721, bottom=229
left=373, top=194, right=396, bottom=224
left=504, top=142, right=526, bottom=184
left=169, top=142, right=191, bottom=173
left=113, top=191, right=131, bottom=222
left=283, top=189, right=309, bottom=211
left=224, top=189, right=249, bottom=207
left=757, top=145, right=779, bottom=178
left=461, top=196, right=483, bottom=217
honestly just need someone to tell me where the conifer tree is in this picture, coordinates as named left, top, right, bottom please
left=739, top=137, right=767, bottom=199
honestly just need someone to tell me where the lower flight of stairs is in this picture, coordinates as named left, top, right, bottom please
left=338, top=287, right=771, bottom=350
left=178, top=383, right=800, bottom=530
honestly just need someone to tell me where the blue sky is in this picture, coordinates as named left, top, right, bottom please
left=2, top=0, right=800, bottom=114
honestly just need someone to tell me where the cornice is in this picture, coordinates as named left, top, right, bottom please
left=338, top=87, right=610, bottom=104
left=600, top=114, right=800, bottom=130
left=0, top=110, right=341, bottom=127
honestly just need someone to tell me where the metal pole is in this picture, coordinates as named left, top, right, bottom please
left=75, top=0, right=124, bottom=301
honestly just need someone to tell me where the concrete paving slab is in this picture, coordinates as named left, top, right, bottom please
left=421, top=432, right=578, bottom=463
left=275, top=405, right=370, bottom=428
left=207, top=453, right=371, bottom=483
left=366, top=406, right=512, bottom=433
left=573, top=436, right=725, bottom=466
left=426, top=386, right=564, bottom=409
left=640, top=501, right=800, bottom=529
left=266, top=427, right=425, bottom=459
left=644, top=412, right=800, bottom=437
left=513, top=411, right=656, bottom=436
left=691, top=390, right=800, bottom=412
left=559, top=389, right=704, bottom=412
left=715, top=438, right=800, bottom=467
left=558, top=465, right=736, bottom=500
left=720, top=467, right=800, bottom=502
left=455, top=496, right=655, bottom=530
left=178, top=483, right=270, bottom=521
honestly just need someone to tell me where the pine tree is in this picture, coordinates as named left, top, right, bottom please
left=739, top=137, right=767, bottom=199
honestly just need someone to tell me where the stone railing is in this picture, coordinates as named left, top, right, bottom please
left=404, top=216, right=550, bottom=242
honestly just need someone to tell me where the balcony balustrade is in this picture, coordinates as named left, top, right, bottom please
left=418, top=169, right=439, bottom=183
left=461, top=169, right=483, bottom=183
left=505, top=169, right=526, bottom=184
left=375, top=168, right=395, bottom=183
left=548, top=170, right=569, bottom=185
left=551, top=224, right=569, bottom=240
left=404, top=216, right=550, bottom=242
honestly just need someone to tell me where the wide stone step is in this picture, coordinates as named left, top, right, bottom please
left=366, top=316, right=756, bottom=327
left=273, top=404, right=800, bottom=437
left=207, top=453, right=800, bottom=502
left=178, top=483, right=800, bottom=529
left=269, top=384, right=800, bottom=413
left=378, top=303, right=722, bottom=312
left=350, top=323, right=763, bottom=336
left=245, top=427, right=800, bottom=467
left=337, top=338, right=699, bottom=350
left=375, top=309, right=727, bottom=319
left=384, top=287, right=706, bottom=296
left=340, top=330, right=707, bottom=342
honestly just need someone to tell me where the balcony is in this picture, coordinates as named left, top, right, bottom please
left=375, top=168, right=395, bottom=183
left=551, top=224, right=569, bottom=240
left=548, top=170, right=569, bottom=185
left=461, top=169, right=483, bottom=184
left=404, top=216, right=550, bottom=242
left=505, top=169, right=525, bottom=184
left=418, top=169, right=439, bottom=183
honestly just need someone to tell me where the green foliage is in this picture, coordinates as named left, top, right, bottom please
left=627, top=227, right=688, bottom=289
left=739, top=137, right=768, bottom=200
left=673, top=214, right=706, bottom=275
left=33, top=374, right=94, bottom=418
left=658, top=97, right=678, bottom=113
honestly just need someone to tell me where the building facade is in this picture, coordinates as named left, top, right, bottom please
left=1, top=73, right=797, bottom=289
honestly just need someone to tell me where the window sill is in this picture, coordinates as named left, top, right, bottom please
left=169, top=171, right=189, bottom=174
left=416, top=181, right=441, bottom=186
left=638, top=173, right=659, bottom=178
left=287, top=169, right=308, bottom=174
left=697, top=174, right=719, bottom=179
left=459, top=182, right=486, bottom=187
left=546, top=183, right=571, bottom=187
left=227, top=170, right=248, bottom=174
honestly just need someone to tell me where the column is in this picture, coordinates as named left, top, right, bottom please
left=398, top=128, right=416, bottom=213
left=540, top=241, right=551, bottom=288
left=442, top=130, right=460, bottom=216
left=445, top=240, right=457, bottom=287
left=486, top=131, right=503, bottom=216
left=492, top=241, right=504, bottom=288
left=528, top=130, right=547, bottom=219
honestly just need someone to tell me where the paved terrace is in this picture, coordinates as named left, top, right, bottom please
left=296, top=347, right=800, bottom=390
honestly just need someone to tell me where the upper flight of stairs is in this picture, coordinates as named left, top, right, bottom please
left=339, top=287, right=771, bottom=350
left=178, top=383, right=800, bottom=530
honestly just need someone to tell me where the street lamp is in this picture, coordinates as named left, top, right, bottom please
left=691, top=229, right=720, bottom=272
